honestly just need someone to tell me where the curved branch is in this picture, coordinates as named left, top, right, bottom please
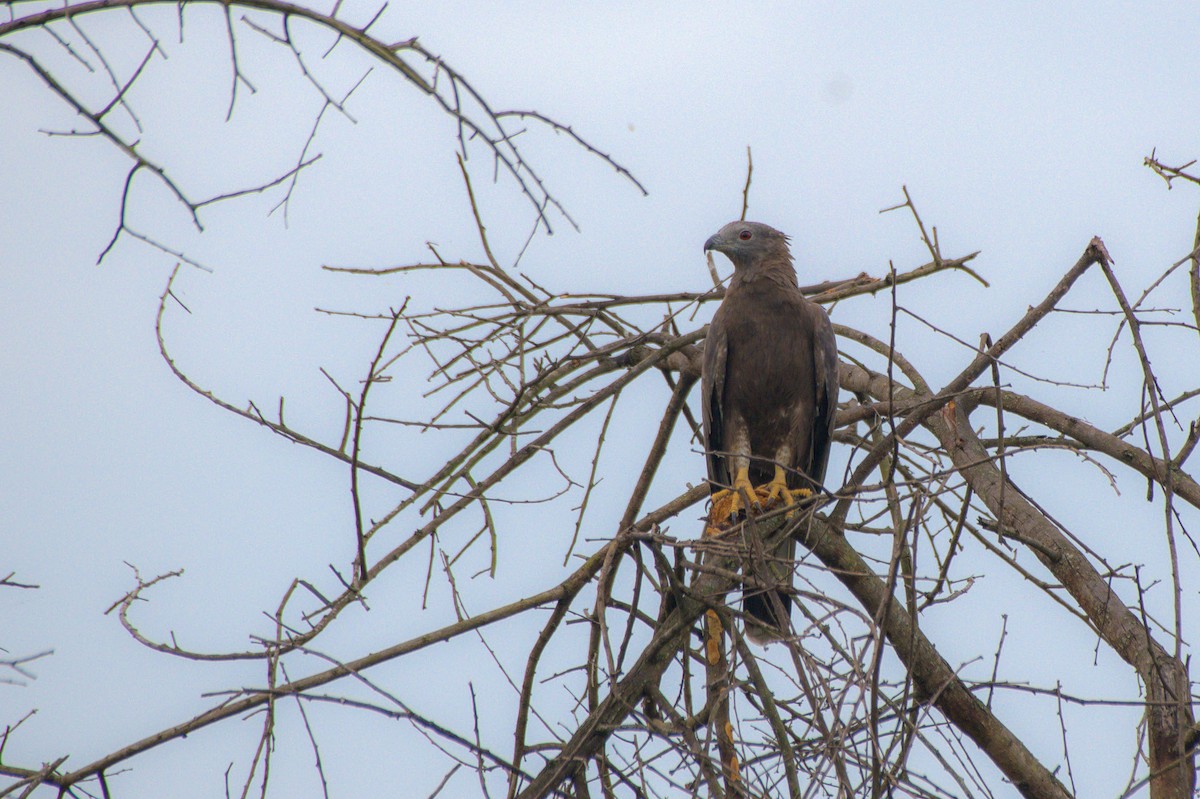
left=1, top=0, right=640, bottom=236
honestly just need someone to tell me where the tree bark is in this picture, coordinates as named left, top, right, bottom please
left=841, top=354, right=1197, bottom=799
left=925, top=399, right=1196, bottom=799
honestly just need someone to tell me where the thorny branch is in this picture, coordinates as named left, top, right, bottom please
left=0, top=0, right=642, bottom=260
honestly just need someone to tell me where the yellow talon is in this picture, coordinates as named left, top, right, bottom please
left=729, top=467, right=757, bottom=516
left=711, top=467, right=756, bottom=519
left=764, top=465, right=811, bottom=517
left=710, top=465, right=816, bottom=525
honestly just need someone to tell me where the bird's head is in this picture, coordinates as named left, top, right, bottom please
left=703, top=221, right=792, bottom=271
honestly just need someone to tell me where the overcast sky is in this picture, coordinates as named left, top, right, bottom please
left=5, top=3, right=1200, bottom=797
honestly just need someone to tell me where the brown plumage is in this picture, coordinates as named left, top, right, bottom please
left=701, top=220, right=839, bottom=643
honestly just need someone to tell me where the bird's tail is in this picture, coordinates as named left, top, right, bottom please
left=743, top=589, right=791, bottom=644
left=743, top=533, right=796, bottom=644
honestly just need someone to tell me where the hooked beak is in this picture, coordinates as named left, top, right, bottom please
left=703, top=233, right=724, bottom=253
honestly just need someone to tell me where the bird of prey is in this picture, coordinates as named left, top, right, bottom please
left=701, top=220, right=839, bottom=643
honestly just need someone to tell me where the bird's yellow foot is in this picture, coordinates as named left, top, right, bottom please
left=764, top=466, right=811, bottom=518
left=711, top=468, right=757, bottom=520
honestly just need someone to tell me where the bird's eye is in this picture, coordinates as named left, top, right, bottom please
left=738, top=229, right=752, bottom=241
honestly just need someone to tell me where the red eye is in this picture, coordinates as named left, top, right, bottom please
left=738, top=229, right=752, bottom=241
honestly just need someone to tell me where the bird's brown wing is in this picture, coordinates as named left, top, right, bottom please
left=701, top=309, right=730, bottom=492
left=791, top=298, right=839, bottom=491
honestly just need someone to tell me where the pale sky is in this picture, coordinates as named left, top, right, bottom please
left=4, top=3, right=1200, bottom=796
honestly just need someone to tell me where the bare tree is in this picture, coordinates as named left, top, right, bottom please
left=3, top=3, right=1199, bottom=798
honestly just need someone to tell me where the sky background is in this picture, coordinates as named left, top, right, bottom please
left=5, top=3, right=1200, bottom=797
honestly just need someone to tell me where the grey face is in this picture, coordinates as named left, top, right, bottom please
left=703, top=221, right=790, bottom=269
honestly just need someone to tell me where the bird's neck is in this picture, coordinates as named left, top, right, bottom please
left=731, top=257, right=798, bottom=290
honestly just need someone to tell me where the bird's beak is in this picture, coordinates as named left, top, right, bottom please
left=703, top=233, right=723, bottom=253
